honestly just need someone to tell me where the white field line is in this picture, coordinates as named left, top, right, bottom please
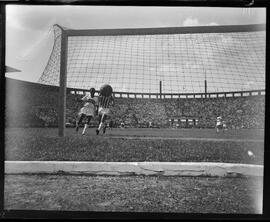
left=5, top=161, right=263, bottom=177
left=107, top=136, right=264, bottom=143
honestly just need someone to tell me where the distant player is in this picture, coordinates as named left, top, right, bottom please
left=96, top=84, right=115, bottom=135
left=108, top=120, right=113, bottom=130
left=120, top=122, right=125, bottom=129
left=75, top=88, right=98, bottom=135
left=222, top=121, right=228, bottom=131
left=216, top=116, right=223, bottom=133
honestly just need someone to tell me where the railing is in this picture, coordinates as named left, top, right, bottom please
left=67, top=88, right=265, bottom=99
left=5, top=78, right=265, bottom=99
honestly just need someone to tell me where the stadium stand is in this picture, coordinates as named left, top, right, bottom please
left=5, top=78, right=265, bottom=129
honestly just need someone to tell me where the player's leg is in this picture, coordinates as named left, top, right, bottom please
left=75, top=114, right=81, bottom=132
left=98, top=113, right=102, bottom=125
left=217, top=124, right=222, bottom=133
left=96, top=114, right=102, bottom=135
left=76, top=113, right=85, bottom=132
left=102, top=115, right=108, bottom=134
left=82, top=116, right=92, bottom=135
left=97, top=114, right=107, bottom=133
left=96, top=107, right=110, bottom=135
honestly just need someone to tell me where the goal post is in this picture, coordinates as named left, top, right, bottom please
left=58, top=27, right=68, bottom=137
left=40, top=24, right=265, bottom=137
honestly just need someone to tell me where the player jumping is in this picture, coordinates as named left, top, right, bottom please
left=75, top=88, right=98, bottom=135
left=96, top=87, right=114, bottom=135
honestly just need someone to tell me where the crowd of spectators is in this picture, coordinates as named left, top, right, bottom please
left=5, top=78, right=265, bottom=129
left=108, top=96, right=265, bottom=129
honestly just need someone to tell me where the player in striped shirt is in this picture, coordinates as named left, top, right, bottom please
left=75, top=88, right=98, bottom=135
left=96, top=94, right=115, bottom=135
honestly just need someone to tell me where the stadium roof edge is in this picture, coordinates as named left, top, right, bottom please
left=52, top=23, right=266, bottom=36
left=5, top=66, right=21, bottom=73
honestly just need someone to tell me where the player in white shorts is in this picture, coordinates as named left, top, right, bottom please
left=96, top=94, right=114, bottom=135
left=216, top=116, right=223, bottom=133
left=75, top=88, right=98, bottom=135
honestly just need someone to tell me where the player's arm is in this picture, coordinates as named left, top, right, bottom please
left=81, top=95, right=88, bottom=102
left=86, top=97, right=96, bottom=105
left=95, top=96, right=100, bottom=115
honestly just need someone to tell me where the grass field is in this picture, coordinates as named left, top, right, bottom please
left=4, top=174, right=263, bottom=214
left=5, top=127, right=264, bottom=164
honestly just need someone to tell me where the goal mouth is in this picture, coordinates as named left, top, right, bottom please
left=38, top=23, right=265, bottom=136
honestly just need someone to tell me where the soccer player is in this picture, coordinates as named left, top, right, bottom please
left=108, top=120, right=113, bottom=131
left=96, top=93, right=115, bottom=135
left=216, top=116, right=223, bottom=133
left=75, top=88, right=98, bottom=135
left=222, top=121, right=228, bottom=132
left=120, top=122, right=125, bottom=129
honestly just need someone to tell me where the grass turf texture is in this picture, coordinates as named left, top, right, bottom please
left=4, top=175, right=263, bottom=213
left=5, top=128, right=264, bottom=164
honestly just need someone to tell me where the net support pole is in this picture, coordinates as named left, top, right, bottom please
left=160, top=81, right=162, bottom=99
left=58, top=31, right=68, bottom=137
left=204, top=80, right=207, bottom=98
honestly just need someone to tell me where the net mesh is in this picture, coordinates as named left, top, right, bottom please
left=38, top=24, right=265, bottom=94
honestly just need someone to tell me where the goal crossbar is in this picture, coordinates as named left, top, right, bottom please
left=57, top=23, right=266, bottom=36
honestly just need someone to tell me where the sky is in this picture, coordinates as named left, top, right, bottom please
left=5, top=5, right=266, bottom=89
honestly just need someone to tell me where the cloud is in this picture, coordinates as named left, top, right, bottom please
left=183, top=17, right=219, bottom=27
left=6, top=6, right=24, bottom=31
left=207, top=22, right=219, bottom=26
left=182, top=17, right=219, bottom=27
left=20, top=29, right=53, bottom=59
left=183, top=17, right=199, bottom=26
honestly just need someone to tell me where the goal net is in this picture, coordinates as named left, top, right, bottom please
left=38, top=24, right=265, bottom=136
left=39, top=24, right=265, bottom=94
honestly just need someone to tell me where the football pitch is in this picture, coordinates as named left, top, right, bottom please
left=4, top=127, right=264, bottom=214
